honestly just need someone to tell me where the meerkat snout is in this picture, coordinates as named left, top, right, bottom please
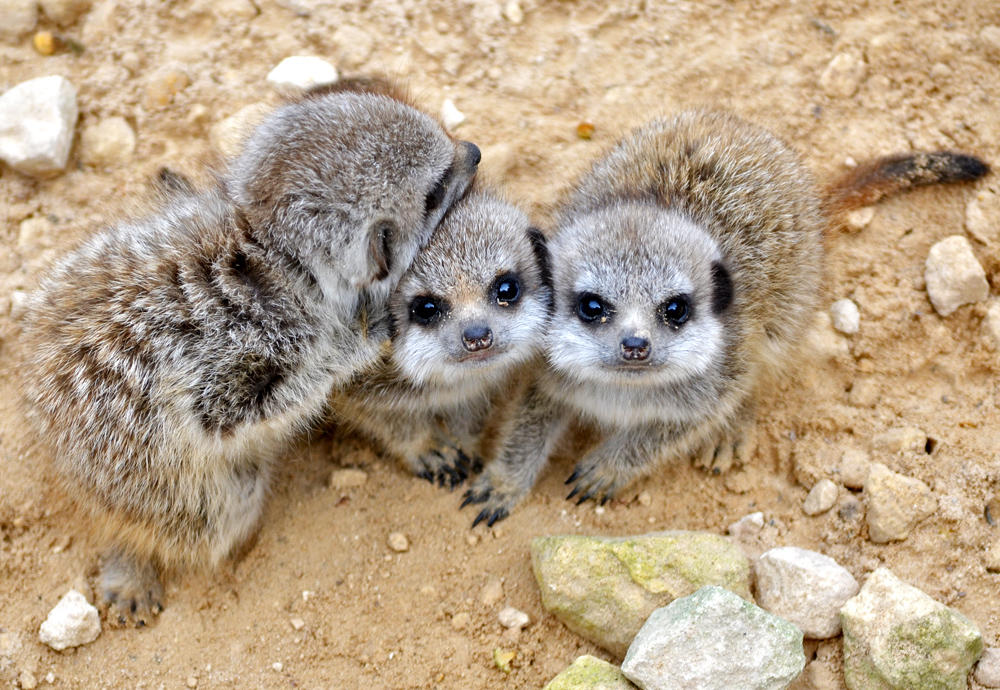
left=462, top=142, right=482, bottom=168
left=620, top=335, right=651, bottom=361
left=462, top=325, right=494, bottom=352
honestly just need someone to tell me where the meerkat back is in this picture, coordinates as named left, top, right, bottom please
left=21, top=80, right=480, bottom=626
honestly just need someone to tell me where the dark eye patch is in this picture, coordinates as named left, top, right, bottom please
left=711, top=261, right=733, bottom=314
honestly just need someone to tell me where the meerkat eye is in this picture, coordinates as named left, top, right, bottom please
left=493, top=273, right=521, bottom=307
left=409, top=295, right=447, bottom=325
left=424, top=174, right=448, bottom=215
left=576, top=292, right=611, bottom=323
left=658, top=295, right=691, bottom=328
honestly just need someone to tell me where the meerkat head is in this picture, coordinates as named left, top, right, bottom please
left=226, top=80, right=481, bottom=306
left=388, top=189, right=552, bottom=387
left=546, top=201, right=733, bottom=389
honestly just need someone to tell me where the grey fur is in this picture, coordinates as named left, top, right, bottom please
left=22, top=86, right=479, bottom=625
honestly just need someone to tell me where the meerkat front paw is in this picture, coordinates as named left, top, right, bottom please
left=460, top=470, right=526, bottom=528
left=563, top=457, right=626, bottom=507
left=694, top=423, right=757, bottom=474
left=99, top=549, right=165, bottom=628
left=410, top=443, right=482, bottom=490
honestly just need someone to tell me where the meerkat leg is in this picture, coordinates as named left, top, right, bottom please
left=461, top=386, right=567, bottom=527
left=99, top=547, right=164, bottom=628
left=693, top=402, right=758, bottom=474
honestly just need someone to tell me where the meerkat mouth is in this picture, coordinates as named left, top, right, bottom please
left=455, top=348, right=507, bottom=365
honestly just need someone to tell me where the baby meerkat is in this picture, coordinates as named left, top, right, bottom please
left=329, top=186, right=551, bottom=489
left=462, top=108, right=988, bottom=525
left=22, top=79, right=480, bottom=625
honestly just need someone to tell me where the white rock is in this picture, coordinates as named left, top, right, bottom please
left=0, top=0, right=38, bottom=40
left=266, top=56, right=339, bottom=91
left=864, top=462, right=937, bottom=543
left=39, top=0, right=90, bottom=25
left=803, top=479, right=839, bottom=516
left=387, top=532, right=409, bottom=552
left=819, top=52, right=867, bottom=97
left=38, top=590, right=100, bottom=650
left=621, top=586, right=805, bottom=690
left=837, top=449, right=871, bottom=489
left=440, top=98, right=465, bottom=130
left=984, top=299, right=1000, bottom=349
left=924, top=235, right=989, bottom=316
left=727, top=511, right=764, bottom=538
left=498, top=606, right=530, bottom=630
left=0, top=75, right=78, bottom=176
left=503, top=0, right=523, bottom=24
left=829, top=299, right=860, bottom=334
left=79, top=116, right=135, bottom=167
left=845, top=206, right=875, bottom=231
left=975, top=647, right=1000, bottom=688
left=755, top=546, right=859, bottom=639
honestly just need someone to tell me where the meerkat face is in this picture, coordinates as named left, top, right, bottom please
left=389, top=190, right=552, bottom=387
left=227, top=88, right=480, bottom=306
left=546, top=202, right=733, bottom=389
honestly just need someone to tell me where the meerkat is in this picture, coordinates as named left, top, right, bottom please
left=461, top=108, right=989, bottom=526
left=21, top=79, right=480, bottom=625
left=329, top=185, right=551, bottom=490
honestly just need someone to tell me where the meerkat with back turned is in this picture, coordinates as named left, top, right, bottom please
left=329, top=185, right=551, bottom=488
left=462, top=108, right=989, bottom=525
left=22, top=79, right=480, bottom=625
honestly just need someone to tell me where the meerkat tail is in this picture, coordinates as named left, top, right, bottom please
left=825, top=151, right=990, bottom=216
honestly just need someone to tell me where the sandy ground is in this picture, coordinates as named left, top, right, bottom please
left=1, top=0, right=999, bottom=687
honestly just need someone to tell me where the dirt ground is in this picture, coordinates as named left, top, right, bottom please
left=1, top=0, right=999, bottom=687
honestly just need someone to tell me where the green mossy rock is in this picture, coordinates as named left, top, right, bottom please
left=543, top=655, right=637, bottom=690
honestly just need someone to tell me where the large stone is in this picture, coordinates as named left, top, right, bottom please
left=531, top=531, right=751, bottom=657
left=0, top=75, right=78, bottom=176
left=924, top=235, right=989, bottom=316
left=38, top=590, right=101, bottom=650
left=841, top=568, right=983, bottom=689
left=621, top=586, right=805, bottom=690
left=755, top=546, right=859, bottom=639
left=544, top=655, right=637, bottom=690
left=266, top=55, right=339, bottom=91
left=803, top=479, right=839, bottom=516
left=864, top=463, right=936, bottom=543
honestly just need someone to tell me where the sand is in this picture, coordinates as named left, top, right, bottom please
left=1, top=0, right=998, bottom=687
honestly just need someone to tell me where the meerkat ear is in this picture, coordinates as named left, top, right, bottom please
left=710, top=261, right=733, bottom=314
left=367, top=219, right=396, bottom=283
left=153, top=167, right=195, bottom=197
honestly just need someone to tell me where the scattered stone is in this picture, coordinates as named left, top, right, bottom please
left=544, top=655, right=636, bottom=690
left=38, top=589, right=101, bottom=650
left=39, top=0, right=90, bottom=25
left=531, top=531, right=751, bottom=656
left=144, top=67, right=189, bottom=108
left=978, top=25, right=1000, bottom=60
left=480, top=576, right=504, bottom=607
left=78, top=116, right=136, bottom=167
left=965, top=191, right=1000, bottom=245
left=0, top=630, right=21, bottom=657
left=44, top=672, right=55, bottom=684
left=984, top=538, right=1000, bottom=573
left=819, top=52, right=867, bottom=98
left=830, top=299, right=860, bottom=334
left=0, top=0, right=38, bottom=40
left=441, top=99, right=465, bottom=130
left=622, top=586, right=805, bottom=690
left=289, top=617, right=304, bottom=631
left=387, top=532, right=409, bottom=552
left=637, top=491, right=652, bottom=507
left=872, top=426, right=926, bottom=454
left=848, top=379, right=880, bottom=408
left=498, top=606, right=530, bottom=630
left=864, top=463, right=936, bottom=543
left=19, top=670, right=37, bottom=689
left=266, top=56, right=339, bottom=92
left=838, top=449, right=871, bottom=489
left=210, top=102, right=271, bottom=158
left=503, top=0, right=523, bottom=24
left=18, top=215, right=56, bottom=251
left=984, top=300, right=1000, bottom=349
left=803, top=479, right=839, bottom=516
left=493, top=648, right=515, bottom=673
left=727, top=511, right=765, bottom=538
left=924, top=235, right=989, bottom=316
left=841, top=567, right=982, bottom=689
left=975, top=647, right=1000, bottom=688
left=845, top=206, right=875, bottom=231
left=331, top=25, right=374, bottom=67
left=328, top=468, right=368, bottom=489
left=804, top=311, right=849, bottom=360
left=271, top=662, right=283, bottom=672
left=33, top=29, right=55, bottom=54
left=755, top=546, right=859, bottom=639
left=450, top=611, right=470, bottom=631
left=185, top=676, right=197, bottom=688
left=0, top=75, right=78, bottom=176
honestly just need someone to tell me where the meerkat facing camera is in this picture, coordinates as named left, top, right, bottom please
left=22, top=79, right=480, bottom=625
left=330, top=186, right=551, bottom=491
left=461, top=108, right=989, bottom=526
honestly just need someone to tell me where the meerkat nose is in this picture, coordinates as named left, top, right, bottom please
left=620, top=336, right=651, bottom=361
left=461, top=141, right=482, bottom=168
left=462, top=325, right=493, bottom=352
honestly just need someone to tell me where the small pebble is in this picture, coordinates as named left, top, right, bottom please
left=984, top=300, right=1000, bottom=350
left=978, top=25, right=1000, bottom=60
left=19, top=670, right=38, bottom=689
left=33, top=30, right=56, bottom=55
left=803, top=479, right=839, bottom=516
left=872, top=426, right=926, bottom=454
left=819, top=51, right=867, bottom=97
left=727, top=511, right=764, bottom=538
left=984, top=538, right=1000, bottom=572
left=185, top=676, right=198, bottom=688
left=39, top=0, right=91, bottom=25
left=0, top=0, right=38, bottom=40
left=924, top=235, right=989, bottom=317
left=838, top=449, right=871, bottom=489
left=975, top=647, right=1000, bottom=688
left=44, top=673, right=55, bottom=684
left=845, top=206, right=875, bottom=230
left=637, top=491, right=652, bottom=507
left=289, top=617, right=304, bottom=631
left=480, top=577, right=504, bottom=607
left=145, top=68, right=189, bottom=108
left=965, top=191, right=1000, bottom=245
left=498, top=606, right=530, bottom=630
left=847, top=379, right=880, bottom=408
left=266, top=56, right=339, bottom=91
left=387, top=532, right=409, bottom=552
left=829, top=298, right=860, bottom=334
left=0, top=75, right=78, bottom=176
left=503, top=0, right=523, bottom=24
left=328, top=468, right=368, bottom=489
left=864, top=462, right=936, bottom=543
left=38, top=590, right=101, bottom=650
left=441, top=98, right=465, bottom=130
left=576, top=122, right=595, bottom=140
left=78, top=116, right=136, bottom=167
left=271, top=662, right=283, bottom=672
left=493, top=648, right=515, bottom=673
left=450, top=612, right=470, bottom=630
